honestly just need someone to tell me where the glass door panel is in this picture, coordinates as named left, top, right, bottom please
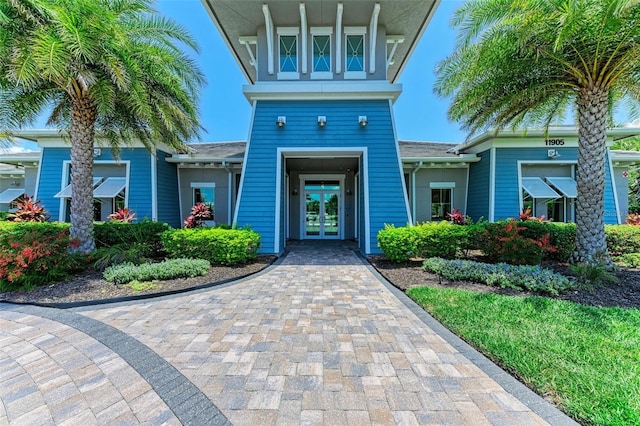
left=304, top=189, right=340, bottom=239
left=323, top=192, right=339, bottom=237
left=305, top=192, right=321, bottom=236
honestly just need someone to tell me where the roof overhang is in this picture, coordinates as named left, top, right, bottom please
left=453, top=127, right=640, bottom=154
left=201, top=0, right=440, bottom=84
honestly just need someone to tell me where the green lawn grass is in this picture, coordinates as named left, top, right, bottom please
left=407, top=287, right=640, bottom=425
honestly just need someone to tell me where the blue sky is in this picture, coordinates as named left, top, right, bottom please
left=154, top=0, right=467, bottom=144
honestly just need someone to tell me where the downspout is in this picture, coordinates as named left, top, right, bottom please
left=410, top=161, right=424, bottom=223
left=223, top=161, right=233, bottom=225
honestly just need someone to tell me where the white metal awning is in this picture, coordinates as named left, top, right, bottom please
left=546, top=177, right=577, bottom=198
left=521, top=177, right=561, bottom=199
left=0, top=188, right=25, bottom=204
left=54, top=177, right=103, bottom=198
left=93, top=177, right=126, bottom=198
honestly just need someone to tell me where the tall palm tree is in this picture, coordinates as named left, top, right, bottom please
left=0, top=0, right=204, bottom=252
left=435, top=0, right=640, bottom=264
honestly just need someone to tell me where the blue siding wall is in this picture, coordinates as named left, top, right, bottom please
left=156, top=151, right=180, bottom=227
left=36, top=147, right=154, bottom=222
left=467, top=150, right=491, bottom=221
left=236, top=99, right=409, bottom=254
left=492, top=148, right=581, bottom=220
left=491, top=147, right=618, bottom=224
left=37, top=148, right=70, bottom=220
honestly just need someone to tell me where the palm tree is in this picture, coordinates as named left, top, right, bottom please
left=0, top=0, right=204, bottom=252
left=435, top=0, right=640, bottom=264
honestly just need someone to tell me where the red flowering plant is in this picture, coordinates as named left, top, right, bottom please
left=7, top=195, right=47, bottom=222
left=447, top=208, right=467, bottom=225
left=481, top=219, right=557, bottom=265
left=108, top=207, right=136, bottom=223
left=518, top=207, right=547, bottom=223
left=183, top=203, right=213, bottom=228
left=625, top=213, right=640, bottom=226
left=0, top=227, right=83, bottom=290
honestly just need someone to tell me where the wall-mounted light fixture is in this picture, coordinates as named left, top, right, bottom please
left=317, top=116, right=326, bottom=127
left=292, top=188, right=298, bottom=195
left=346, top=189, right=352, bottom=196
left=276, top=116, right=286, bottom=127
left=10, top=180, right=21, bottom=187
left=358, top=116, right=368, bottom=126
left=547, top=149, right=561, bottom=159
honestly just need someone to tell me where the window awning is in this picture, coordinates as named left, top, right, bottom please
left=55, top=177, right=103, bottom=198
left=93, top=177, right=126, bottom=198
left=546, top=177, right=577, bottom=198
left=521, top=177, right=561, bottom=199
left=0, top=188, right=25, bottom=204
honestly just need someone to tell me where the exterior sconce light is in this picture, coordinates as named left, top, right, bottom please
left=358, top=116, right=368, bottom=126
left=292, top=188, right=298, bottom=195
left=276, top=116, right=286, bottom=127
left=346, top=189, right=352, bottom=196
left=317, top=116, right=326, bottom=127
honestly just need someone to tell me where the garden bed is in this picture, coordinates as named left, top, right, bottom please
left=368, top=256, right=640, bottom=309
left=0, top=256, right=276, bottom=305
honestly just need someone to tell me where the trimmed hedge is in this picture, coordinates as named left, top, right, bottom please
left=605, top=225, right=640, bottom=256
left=379, top=221, right=640, bottom=264
left=94, top=220, right=170, bottom=258
left=378, top=222, right=483, bottom=262
left=103, top=258, right=210, bottom=284
left=161, top=227, right=261, bottom=265
left=422, top=257, right=575, bottom=295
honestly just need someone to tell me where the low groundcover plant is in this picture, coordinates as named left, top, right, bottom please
left=104, top=258, right=210, bottom=285
left=422, top=257, right=574, bottom=295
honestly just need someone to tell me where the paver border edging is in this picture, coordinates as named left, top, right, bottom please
left=0, top=302, right=231, bottom=426
left=357, top=253, right=579, bottom=426
left=1, top=255, right=282, bottom=310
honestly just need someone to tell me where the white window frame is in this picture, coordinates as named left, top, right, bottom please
left=311, top=27, right=333, bottom=80
left=344, top=27, right=366, bottom=79
left=277, top=27, right=300, bottom=80
left=429, top=182, right=455, bottom=221
left=190, top=182, right=215, bottom=207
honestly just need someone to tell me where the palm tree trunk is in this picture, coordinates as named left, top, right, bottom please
left=69, top=97, right=98, bottom=253
left=574, top=87, right=610, bottom=265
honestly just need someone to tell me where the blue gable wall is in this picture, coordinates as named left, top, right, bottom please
left=489, top=147, right=618, bottom=224
left=466, top=150, right=491, bottom=221
left=156, top=151, right=180, bottom=227
left=235, top=99, right=409, bottom=254
left=37, top=147, right=154, bottom=222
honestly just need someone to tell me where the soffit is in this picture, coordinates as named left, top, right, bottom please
left=201, top=0, right=439, bottom=83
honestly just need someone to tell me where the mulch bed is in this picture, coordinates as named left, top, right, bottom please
left=368, top=256, right=640, bottom=310
left=0, top=256, right=276, bottom=305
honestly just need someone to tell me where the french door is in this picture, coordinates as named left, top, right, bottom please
left=304, top=183, right=340, bottom=239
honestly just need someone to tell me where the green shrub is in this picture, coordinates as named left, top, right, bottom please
left=161, top=227, right=261, bottom=265
left=93, top=244, right=149, bottom=270
left=0, top=222, right=83, bottom=290
left=0, top=211, right=8, bottom=221
left=103, top=258, right=210, bottom=284
left=378, top=222, right=485, bottom=263
left=422, top=257, right=574, bottom=295
left=377, top=225, right=417, bottom=262
left=605, top=224, right=640, bottom=257
left=480, top=220, right=558, bottom=265
left=569, top=262, right=619, bottom=288
left=614, top=252, right=640, bottom=268
left=519, top=221, right=575, bottom=262
left=94, top=220, right=170, bottom=258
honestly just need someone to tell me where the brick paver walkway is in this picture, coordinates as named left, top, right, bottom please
left=0, top=241, right=577, bottom=425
